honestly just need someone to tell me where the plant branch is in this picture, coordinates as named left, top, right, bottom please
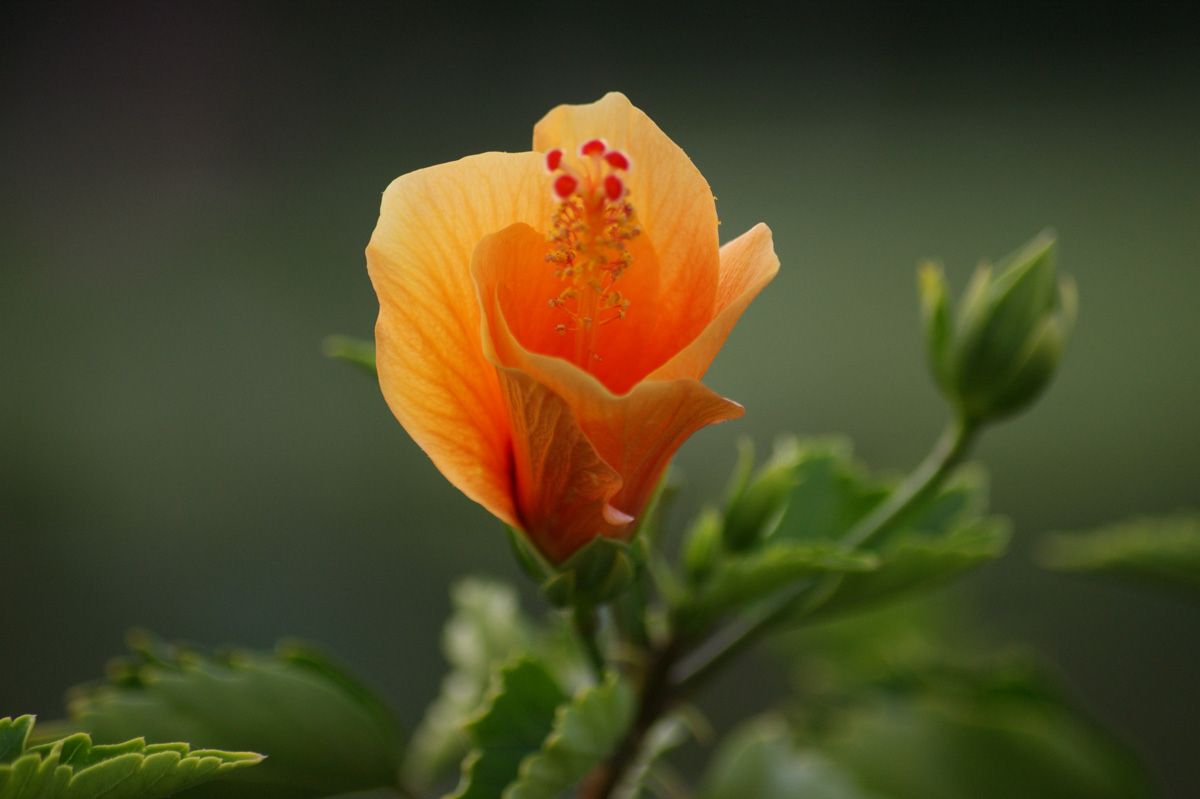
left=586, top=417, right=979, bottom=798
left=671, top=416, right=977, bottom=696
left=583, top=635, right=684, bottom=798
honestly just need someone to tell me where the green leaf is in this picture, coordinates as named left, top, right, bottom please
left=770, top=439, right=889, bottom=546
left=0, top=715, right=262, bottom=799
left=785, top=602, right=1154, bottom=799
left=505, top=671, right=635, bottom=799
left=321, top=335, right=377, bottom=375
left=805, top=517, right=1010, bottom=622
left=0, top=717, right=33, bottom=765
left=447, top=659, right=566, bottom=799
left=819, top=677, right=1150, bottom=799
left=67, top=633, right=403, bottom=798
left=406, top=579, right=534, bottom=789
left=768, top=440, right=1006, bottom=623
left=676, top=545, right=878, bottom=633
left=675, top=440, right=1006, bottom=631
left=700, top=717, right=877, bottom=799
left=1037, top=511, right=1200, bottom=595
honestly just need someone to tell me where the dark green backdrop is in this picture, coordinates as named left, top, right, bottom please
left=2, top=2, right=1197, bottom=796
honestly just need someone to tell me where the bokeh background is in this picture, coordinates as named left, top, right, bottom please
left=2, top=1, right=1197, bottom=795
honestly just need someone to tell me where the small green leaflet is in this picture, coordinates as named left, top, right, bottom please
left=506, top=671, right=634, bottom=799
left=446, top=658, right=634, bottom=799
left=322, top=335, right=377, bottom=375
left=0, top=715, right=261, bottom=799
left=1038, top=511, right=1200, bottom=595
left=446, top=659, right=566, bottom=799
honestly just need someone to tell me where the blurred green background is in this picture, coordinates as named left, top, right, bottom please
left=2, top=1, right=1197, bottom=796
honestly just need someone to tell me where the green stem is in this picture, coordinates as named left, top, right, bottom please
left=841, top=415, right=977, bottom=550
left=572, top=603, right=606, bottom=679
left=672, top=416, right=978, bottom=695
left=589, top=418, right=978, bottom=798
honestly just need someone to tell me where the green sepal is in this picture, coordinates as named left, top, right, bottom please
left=954, top=232, right=1059, bottom=394
left=67, top=633, right=403, bottom=798
left=1037, top=511, right=1200, bottom=595
left=504, top=672, right=635, bottom=799
left=917, top=260, right=953, bottom=393
left=321, top=335, right=377, bottom=375
left=925, top=230, right=1076, bottom=424
left=539, top=537, right=636, bottom=608
left=0, top=715, right=262, bottom=799
left=507, top=526, right=556, bottom=584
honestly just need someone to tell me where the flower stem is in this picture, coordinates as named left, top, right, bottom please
left=841, top=415, right=977, bottom=550
left=573, top=603, right=606, bottom=680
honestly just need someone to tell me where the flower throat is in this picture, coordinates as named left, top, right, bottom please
left=544, top=138, right=640, bottom=373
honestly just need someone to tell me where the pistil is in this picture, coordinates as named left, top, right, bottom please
left=544, top=139, right=640, bottom=373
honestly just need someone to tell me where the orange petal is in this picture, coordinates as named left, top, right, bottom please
left=649, top=223, right=780, bottom=382
left=473, top=224, right=744, bottom=530
left=534, top=92, right=720, bottom=383
left=366, top=152, right=550, bottom=526
left=493, top=365, right=626, bottom=563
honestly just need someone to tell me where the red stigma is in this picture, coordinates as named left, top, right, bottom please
left=604, top=174, right=625, bottom=201
left=545, top=148, right=564, bottom=172
left=604, top=150, right=630, bottom=170
left=580, top=138, right=607, bottom=157
left=553, top=174, right=579, bottom=199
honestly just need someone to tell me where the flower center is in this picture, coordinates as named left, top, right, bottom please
left=543, top=139, right=640, bottom=373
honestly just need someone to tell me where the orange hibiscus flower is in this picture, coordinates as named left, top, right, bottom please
left=367, top=93, right=778, bottom=563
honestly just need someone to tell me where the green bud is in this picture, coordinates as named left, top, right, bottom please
left=682, top=507, right=724, bottom=584
left=538, top=536, right=635, bottom=608
left=721, top=437, right=801, bottom=551
left=920, top=230, right=1077, bottom=424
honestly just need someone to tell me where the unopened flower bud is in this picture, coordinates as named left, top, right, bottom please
left=920, top=230, right=1077, bottom=425
left=721, top=437, right=801, bottom=551
left=683, top=507, right=724, bottom=584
